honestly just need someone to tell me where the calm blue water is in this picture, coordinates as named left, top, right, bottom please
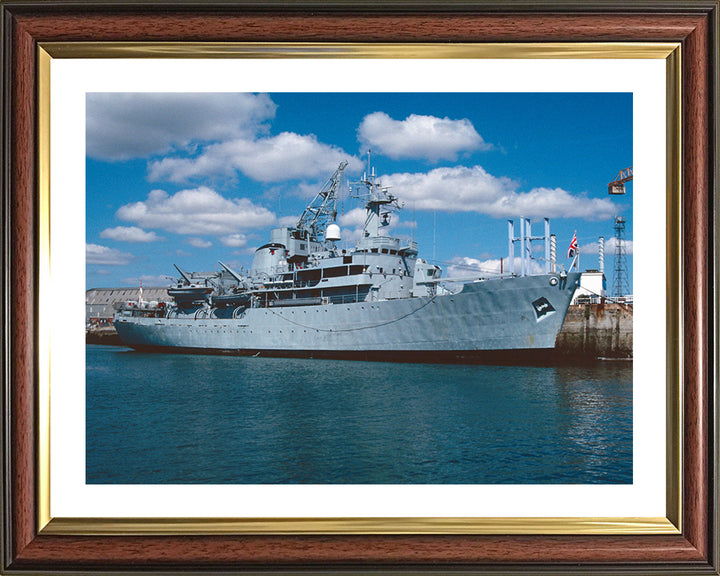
left=86, top=345, right=632, bottom=484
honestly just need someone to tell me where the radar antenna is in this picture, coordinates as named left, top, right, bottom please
left=296, top=160, right=348, bottom=241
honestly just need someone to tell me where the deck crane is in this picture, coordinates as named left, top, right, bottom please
left=296, top=160, right=348, bottom=241
left=608, top=167, right=633, bottom=195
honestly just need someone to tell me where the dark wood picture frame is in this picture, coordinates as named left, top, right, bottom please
left=1, top=1, right=717, bottom=573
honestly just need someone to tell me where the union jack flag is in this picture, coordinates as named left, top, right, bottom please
left=567, top=233, right=578, bottom=259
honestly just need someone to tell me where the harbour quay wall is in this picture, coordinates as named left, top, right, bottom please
left=556, top=303, right=633, bottom=359
left=86, top=325, right=123, bottom=345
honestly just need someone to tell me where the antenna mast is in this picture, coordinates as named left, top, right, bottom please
left=607, top=167, right=633, bottom=297
left=612, top=216, right=629, bottom=297
left=351, top=152, right=401, bottom=238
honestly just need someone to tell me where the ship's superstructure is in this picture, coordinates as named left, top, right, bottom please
left=114, top=161, right=580, bottom=363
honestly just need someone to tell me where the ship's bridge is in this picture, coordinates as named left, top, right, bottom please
left=354, top=235, right=401, bottom=255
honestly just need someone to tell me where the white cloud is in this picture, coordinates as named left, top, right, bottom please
left=357, top=112, right=490, bottom=161
left=608, top=237, right=634, bottom=255
left=336, top=208, right=368, bottom=242
left=500, top=187, right=618, bottom=220
left=86, top=243, right=133, bottom=265
left=87, top=93, right=276, bottom=161
left=100, top=226, right=162, bottom=243
left=446, top=256, right=545, bottom=279
left=581, top=237, right=634, bottom=256
left=338, top=207, right=367, bottom=229
left=382, top=166, right=617, bottom=220
left=219, top=233, right=249, bottom=248
left=295, top=181, right=328, bottom=199
left=187, top=237, right=212, bottom=248
left=233, top=247, right=258, bottom=256
left=277, top=215, right=300, bottom=227
left=148, top=133, right=363, bottom=184
left=116, top=187, right=276, bottom=235
left=121, top=274, right=174, bottom=287
left=383, top=165, right=512, bottom=211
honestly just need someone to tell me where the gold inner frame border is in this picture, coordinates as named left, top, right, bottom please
left=36, top=41, right=682, bottom=536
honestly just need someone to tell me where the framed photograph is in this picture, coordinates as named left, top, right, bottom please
left=2, top=1, right=717, bottom=574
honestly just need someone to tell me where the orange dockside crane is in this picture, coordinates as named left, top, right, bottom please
left=608, top=167, right=633, bottom=195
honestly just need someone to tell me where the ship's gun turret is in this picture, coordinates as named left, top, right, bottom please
left=174, top=263, right=193, bottom=284
left=219, top=260, right=250, bottom=290
left=168, top=264, right=214, bottom=307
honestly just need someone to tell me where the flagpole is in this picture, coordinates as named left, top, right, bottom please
left=577, top=242, right=580, bottom=271
left=570, top=253, right=578, bottom=271
left=574, top=230, right=578, bottom=271
left=567, top=231, right=578, bottom=271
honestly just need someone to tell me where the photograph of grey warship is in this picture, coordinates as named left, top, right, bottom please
left=114, top=161, right=581, bottom=363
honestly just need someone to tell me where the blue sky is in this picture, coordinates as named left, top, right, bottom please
left=86, top=92, right=632, bottom=294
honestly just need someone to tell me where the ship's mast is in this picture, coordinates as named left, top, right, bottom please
left=353, top=151, right=400, bottom=238
left=296, top=160, right=347, bottom=241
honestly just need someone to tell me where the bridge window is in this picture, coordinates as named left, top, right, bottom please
left=323, top=266, right=350, bottom=278
left=297, top=269, right=321, bottom=282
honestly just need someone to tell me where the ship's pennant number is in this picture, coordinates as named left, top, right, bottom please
left=532, top=297, right=556, bottom=322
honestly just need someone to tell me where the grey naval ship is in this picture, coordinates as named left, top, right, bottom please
left=114, top=161, right=580, bottom=363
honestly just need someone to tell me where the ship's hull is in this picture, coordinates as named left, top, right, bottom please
left=114, top=273, right=580, bottom=362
